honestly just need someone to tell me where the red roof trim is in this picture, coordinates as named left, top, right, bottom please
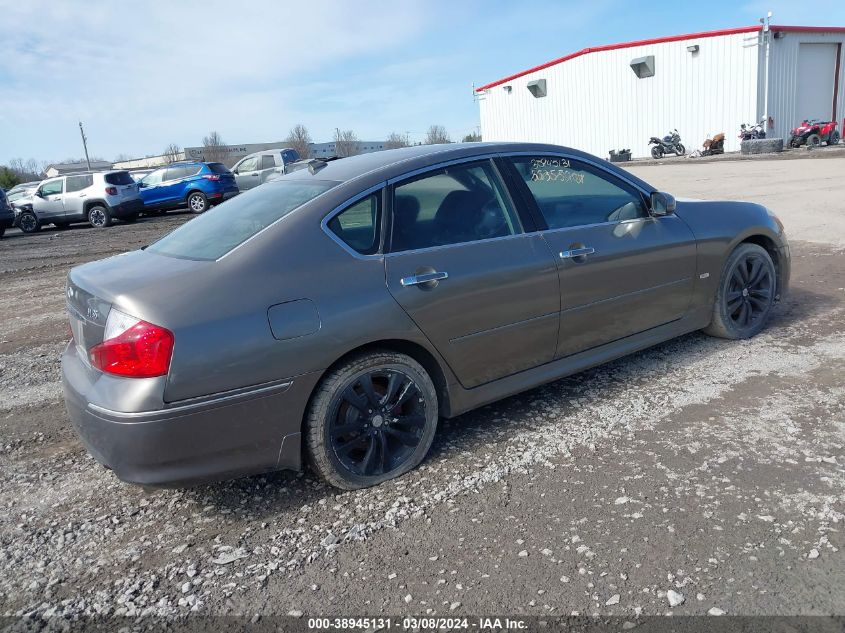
left=475, top=25, right=845, bottom=92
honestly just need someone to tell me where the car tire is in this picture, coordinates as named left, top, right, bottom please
left=19, top=211, right=40, bottom=234
left=806, top=133, right=822, bottom=148
left=703, top=243, right=777, bottom=340
left=305, top=351, right=439, bottom=490
left=187, top=191, right=207, bottom=214
left=88, top=205, right=112, bottom=228
left=650, top=146, right=663, bottom=159
left=123, top=213, right=138, bottom=223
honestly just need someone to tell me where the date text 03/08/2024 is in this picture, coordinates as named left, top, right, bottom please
left=307, top=617, right=528, bottom=630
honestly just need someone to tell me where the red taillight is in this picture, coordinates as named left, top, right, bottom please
left=105, top=186, right=118, bottom=195
left=202, top=174, right=220, bottom=181
left=89, top=311, right=174, bottom=378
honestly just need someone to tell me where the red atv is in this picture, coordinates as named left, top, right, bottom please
left=789, top=119, right=840, bottom=148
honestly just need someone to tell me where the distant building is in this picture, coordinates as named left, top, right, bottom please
left=113, top=153, right=186, bottom=170
left=476, top=24, right=845, bottom=158
left=44, top=160, right=112, bottom=177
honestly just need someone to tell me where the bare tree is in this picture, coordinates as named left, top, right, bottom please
left=202, top=131, right=227, bottom=163
left=285, top=124, right=312, bottom=159
left=462, top=131, right=482, bottom=142
left=385, top=132, right=409, bottom=149
left=425, top=125, right=451, bottom=145
left=333, top=129, right=360, bottom=158
left=8, top=158, right=42, bottom=181
left=163, top=143, right=182, bottom=164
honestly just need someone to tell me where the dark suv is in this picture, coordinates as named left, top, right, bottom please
left=0, top=189, right=14, bottom=238
left=139, top=162, right=238, bottom=214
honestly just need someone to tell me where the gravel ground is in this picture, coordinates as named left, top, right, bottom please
left=0, top=157, right=843, bottom=626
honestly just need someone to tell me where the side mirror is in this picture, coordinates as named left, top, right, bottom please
left=138, top=181, right=147, bottom=188
left=34, top=190, right=44, bottom=198
left=650, top=191, right=676, bottom=216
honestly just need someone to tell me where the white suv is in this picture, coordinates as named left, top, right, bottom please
left=19, top=171, right=144, bottom=233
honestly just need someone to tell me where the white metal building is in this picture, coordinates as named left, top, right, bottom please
left=475, top=25, right=845, bottom=158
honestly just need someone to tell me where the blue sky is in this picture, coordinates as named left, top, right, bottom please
left=2, top=0, right=844, bottom=165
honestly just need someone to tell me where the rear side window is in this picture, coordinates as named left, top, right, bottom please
left=66, top=174, right=94, bottom=192
left=261, top=155, right=276, bottom=170
left=390, top=162, right=521, bottom=252
left=148, top=180, right=338, bottom=260
left=509, top=157, right=647, bottom=228
left=104, top=171, right=134, bottom=186
left=208, top=163, right=231, bottom=175
left=327, top=194, right=381, bottom=255
left=283, top=150, right=299, bottom=163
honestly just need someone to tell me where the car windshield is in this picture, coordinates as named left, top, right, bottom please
left=147, top=179, right=339, bottom=260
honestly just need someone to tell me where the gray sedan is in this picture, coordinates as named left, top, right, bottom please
left=62, top=143, right=790, bottom=489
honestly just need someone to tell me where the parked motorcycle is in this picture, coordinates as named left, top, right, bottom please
left=789, top=119, right=840, bottom=148
left=739, top=119, right=767, bottom=141
left=649, top=129, right=685, bottom=159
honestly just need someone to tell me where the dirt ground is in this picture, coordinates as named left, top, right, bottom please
left=0, top=155, right=843, bottom=625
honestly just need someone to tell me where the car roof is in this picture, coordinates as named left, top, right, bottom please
left=279, top=142, right=656, bottom=192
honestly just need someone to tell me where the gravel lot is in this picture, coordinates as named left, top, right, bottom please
left=0, top=155, right=843, bottom=624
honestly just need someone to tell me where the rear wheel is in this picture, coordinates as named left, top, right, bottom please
left=829, top=130, right=840, bottom=145
left=19, top=211, right=40, bottom=234
left=305, top=351, right=439, bottom=489
left=650, top=146, right=663, bottom=159
left=88, top=205, right=112, bottom=228
left=806, top=133, right=822, bottom=148
left=187, top=191, right=207, bottom=213
left=704, top=243, right=776, bottom=340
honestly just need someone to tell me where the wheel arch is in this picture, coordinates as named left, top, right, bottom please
left=738, top=233, right=785, bottom=300
left=185, top=188, right=205, bottom=202
left=83, top=199, right=108, bottom=213
left=302, top=338, right=454, bottom=428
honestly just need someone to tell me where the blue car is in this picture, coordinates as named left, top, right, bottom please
left=139, top=162, right=238, bottom=214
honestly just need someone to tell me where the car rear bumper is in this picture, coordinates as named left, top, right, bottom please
left=208, top=188, right=239, bottom=202
left=109, top=199, right=144, bottom=218
left=61, top=341, right=319, bottom=487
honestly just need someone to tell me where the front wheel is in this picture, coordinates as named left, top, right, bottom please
left=829, top=130, right=840, bottom=145
left=675, top=143, right=686, bottom=156
left=704, top=243, right=776, bottom=340
left=19, top=211, right=40, bottom=234
left=806, top=133, right=822, bottom=148
left=187, top=191, right=207, bottom=213
left=305, top=351, right=439, bottom=489
left=650, top=146, right=663, bottom=159
left=88, top=205, right=112, bottom=228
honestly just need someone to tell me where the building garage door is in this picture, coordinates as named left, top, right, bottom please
left=796, top=43, right=839, bottom=121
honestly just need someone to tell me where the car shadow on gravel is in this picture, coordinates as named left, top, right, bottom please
left=182, top=284, right=838, bottom=519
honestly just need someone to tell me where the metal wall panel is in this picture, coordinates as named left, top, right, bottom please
left=478, top=32, right=761, bottom=158
left=767, top=31, right=845, bottom=141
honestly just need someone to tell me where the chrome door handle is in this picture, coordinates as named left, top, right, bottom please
left=400, top=271, right=449, bottom=287
left=560, top=247, right=595, bottom=259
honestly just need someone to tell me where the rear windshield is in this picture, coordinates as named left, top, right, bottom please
left=208, top=163, right=231, bottom=175
left=105, top=171, right=134, bottom=185
left=147, top=180, right=338, bottom=260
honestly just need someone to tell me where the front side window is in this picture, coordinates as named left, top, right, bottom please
left=327, top=194, right=381, bottom=255
left=390, top=161, right=521, bottom=252
left=509, top=156, right=647, bottom=229
left=147, top=179, right=338, bottom=260
left=66, top=174, right=94, bottom=192
left=142, top=169, right=164, bottom=186
left=237, top=156, right=258, bottom=173
left=261, top=155, right=276, bottom=170
left=40, top=179, right=63, bottom=196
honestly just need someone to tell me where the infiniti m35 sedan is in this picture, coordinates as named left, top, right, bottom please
left=62, top=143, right=790, bottom=489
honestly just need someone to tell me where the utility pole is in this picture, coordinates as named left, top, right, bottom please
left=79, top=121, right=91, bottom=171
left=761, top=11, right=772, bottom=131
